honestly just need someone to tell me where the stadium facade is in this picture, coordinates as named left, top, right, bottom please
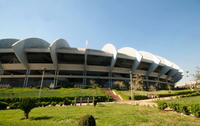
left=0, top=38, right=183, bottom=89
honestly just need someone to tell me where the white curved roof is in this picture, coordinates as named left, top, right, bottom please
left=12, top=38, right=49, bottom=48
left=118, top=47, right=142, bottom=61
left=139, top=51, right=160, bottom=64
left=0, top=38, right=183, bottom=82
left=49, top=38, right=70, bottom=49
left=156, top=56, right=173, bottom=67
left=0, top=39, right=19, bottom=48
left=102, top=43, right=117, bottom=54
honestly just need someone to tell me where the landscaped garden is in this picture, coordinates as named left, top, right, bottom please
left=157, top=95, right=200, bottom=118
left=0, top=103, right=200, bottom=126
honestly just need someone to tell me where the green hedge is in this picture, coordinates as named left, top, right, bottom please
left=191, top=104, right=200, bottom=117
left=0, top=95, right=113, bottom=109
left=157, top=101, right=200, bottom=117
left=180, top=92, right=200, bottom=98
left=158, top=90, right=199, bottom=98
left=133, top=95, right=148, bottom=100
left=157, top=101, right=168, bottom=110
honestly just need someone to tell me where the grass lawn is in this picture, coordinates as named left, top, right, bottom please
left=0, top=103, right=199, bottom=126
left=0, top=88, right=106, bottom=98
left=167, top=96, right=200, bottom=105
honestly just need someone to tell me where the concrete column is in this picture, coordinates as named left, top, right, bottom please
left=109, top=72, right=112, bottom=89
left=39, top=70, right=45, bottom=97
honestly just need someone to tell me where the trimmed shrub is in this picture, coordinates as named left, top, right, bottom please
left=64, top=98, right=72, bottom=105
left=134, top=95, right=148, bottom=100
left=191, top=104, right=200, bottom=117
left=78, top=115, right=96, bottom=126
left=180, top=104, right=190, bottom=115
left=19, top=98, right=37, bottom=119
left=93, top=100, right=97, bottom=107
left=167, top=102, right=180, bottom=112
left=0, top=101, right=8, bottom=110
left=51, top=102, right=57, bottom=106
left=9, top=102, right=20, bottom=109
left=157, top=101, right=167, bottom=110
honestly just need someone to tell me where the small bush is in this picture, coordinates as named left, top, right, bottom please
left=0, top=101, right=8, bottom=110
left=168, top=102, right=180, bottom=112
left=134, top=95, right=148, bottom=100
left=93, top=100, right=97, bottom=107
left=157, top=101, right=167, bottom=110
left=9, top=102, right=20, bottom=109
left=191, top=104, right=200, bottom=117
left=78, top=115, right=96, bottom=126
left=19, top=98, right=37, bottom=119
left=180, top=104, right=190, bottom=115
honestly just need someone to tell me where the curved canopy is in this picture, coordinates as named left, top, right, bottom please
left=0, top=39, right=19, bottom=48
left=12, top=38, right=49, bottom=69
left=139, top=51, right=160, bottom=64
left=102, top=43, right=117, bottom=71
left=49, top=38, right=70, bottom=70
left=118, top=47, right=142, bottom=62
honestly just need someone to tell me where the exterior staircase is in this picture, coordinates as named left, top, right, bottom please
left=102, top=88, right=122, bottom=101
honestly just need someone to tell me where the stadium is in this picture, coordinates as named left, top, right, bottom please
left=0, top=38, right=183, bottom=89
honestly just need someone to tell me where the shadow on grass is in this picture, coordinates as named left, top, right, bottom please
left=30, top=116, right=53, bottom=120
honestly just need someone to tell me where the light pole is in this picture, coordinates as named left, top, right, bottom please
left=39, top=68, right=46, bottom=97
left=186, top=71, right=190, bottom=88
left=129, top=71, right=133, bottom=100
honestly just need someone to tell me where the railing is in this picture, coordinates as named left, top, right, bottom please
left=74, top=97, right=95, bottom=106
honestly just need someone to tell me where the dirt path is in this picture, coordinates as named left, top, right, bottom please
left=112, top=96, right=177, bottom=108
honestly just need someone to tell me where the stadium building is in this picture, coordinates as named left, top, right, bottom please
left=0, top=38, right=183, bottom=89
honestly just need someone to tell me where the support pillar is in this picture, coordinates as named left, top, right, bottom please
left=130, top=71, right=133, bottom=100
left=0, top=70, right=3, bottom=83
left=23, top=70, right=30, bottom=88
left=55, top=71, right=59, bottom=87
left=146, top=76, right=149, bottom=89
left=39, top=70, right=45, bottom=97
left=109, top=72, right=112, bottom=89
left=83, top=71, right=87, bottom=85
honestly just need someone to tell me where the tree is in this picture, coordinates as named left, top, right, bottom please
left=133, top=74, right=144, bottom=91
left=130, top=74, right=144, bottom=100
left=194, top=67, right=200, bottom=81
left=149, top=85, right=156, bottom=92
left=193, top=67, right=200, bottom=89
left=168, top=84, right=171, bottom=93
left=19, top=98, right=36, bottom=119
left=113, top=81, right=126, bottom=90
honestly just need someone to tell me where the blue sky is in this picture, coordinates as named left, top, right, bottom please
left=0, top=0, right=200, bottom=85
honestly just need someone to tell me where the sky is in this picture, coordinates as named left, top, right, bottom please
left=0, top=0, right=199, bottom=85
